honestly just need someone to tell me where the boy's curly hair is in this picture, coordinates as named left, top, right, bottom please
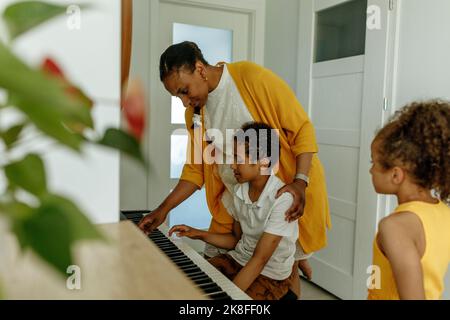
left=234, top=122, right=280, bottom=166
left=374, top=100, right=450, bottom=204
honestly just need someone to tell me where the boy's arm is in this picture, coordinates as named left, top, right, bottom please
left=377, top=213, right=426, bottom=300
left=202, top=220, right=242, bottom=250
left=232, top=232, right=282, bottom=292
left=169, top=220, right=242, bottom=250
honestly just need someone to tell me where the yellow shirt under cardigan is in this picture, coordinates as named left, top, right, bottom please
left=180, top=61, right=331, bottom=254
left=368, top=201, right=450, bottom=300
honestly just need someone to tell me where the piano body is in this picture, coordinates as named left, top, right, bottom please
left=121, top=211, right=251, bottom=300
left=0, top=212, right=250, bottom=300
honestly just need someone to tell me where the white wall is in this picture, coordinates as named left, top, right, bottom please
left=264, top=0, right=300, bottom=92
left=394, top=0, right=450, bottom=107
left=120, top=0, right=149, bottom=211
left=393, top=0, right=450, bottom=299
left=0, top=0, right=121, bottom=224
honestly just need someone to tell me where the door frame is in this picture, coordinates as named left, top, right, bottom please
left=353, top=0, right=400, bottom=299
left=295, top=0, right=400, bottom=299
left=146, top=0, right=266, bottom=211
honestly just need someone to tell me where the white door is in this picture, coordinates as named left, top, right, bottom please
left=298, top=0, right=397, bottom=299
left=147, top=0, right=265, bottom=251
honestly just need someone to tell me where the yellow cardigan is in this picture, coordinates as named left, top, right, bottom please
left=180, top=61, right=331, bottom=253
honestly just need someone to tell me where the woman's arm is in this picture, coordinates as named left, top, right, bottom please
left=277, top=153, right=313, bottom=221
left=377, top=213, right=426, bottom=300
left=138, top=180, right=199, bottom=234
left=232, top=232, right=282, bottom=292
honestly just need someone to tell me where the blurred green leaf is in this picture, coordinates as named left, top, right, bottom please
left=3, top=1, right=67, bottom=40
left=0, top=201, right=34, bottom=250
left=4, top=154, right=47, bottom=197
left=0, top=41, right=93, bottom=150
left=98, top=128, right=146, bottom=165
left=42, top=194, right=105, bottom=242
left=22, top=204, right=73, bottom=275
left=9, top=94, right=84, bottom=150
left=0, top=200, right=33, bottom=221
left=0, top=122, right=26, bottom=148
left=7, top=195, right=105, bottom=276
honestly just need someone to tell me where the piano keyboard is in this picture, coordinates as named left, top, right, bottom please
left=122, top=211, right=251, bottom=300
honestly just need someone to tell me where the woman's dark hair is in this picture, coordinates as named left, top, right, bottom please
left=159, top=41, right=209, bottom=81
left=374, top=100, right=450, bottom=204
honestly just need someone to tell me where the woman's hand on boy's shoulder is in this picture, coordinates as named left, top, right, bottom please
left=276, top=180, right=307, bottom=222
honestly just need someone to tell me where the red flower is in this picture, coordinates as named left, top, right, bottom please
left=121, top=78, right=147, bottom=142
left=41, top=57, right=93, bottom=109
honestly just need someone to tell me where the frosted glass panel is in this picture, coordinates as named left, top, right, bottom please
left=169, top=188, right=211, bottom=230
left=173, top=23, right=233, bottom=65
left=314, top=0, right=367, bottom=63
left=171, top=97, right=185, bottom=124
left=171, top=23, right=233, bottom=124
left=170, top=134, right=188, bottom=179
left=169, top=23, right=232, bottom=230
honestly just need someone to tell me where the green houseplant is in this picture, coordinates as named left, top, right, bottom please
left=0, top=0, right=146, bottom=294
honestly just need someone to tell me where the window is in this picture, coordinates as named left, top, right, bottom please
left=169, top=23, right=233, bottom=229
left=314, top=0, right=368, bottom=63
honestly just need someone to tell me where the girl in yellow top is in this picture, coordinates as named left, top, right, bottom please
left=368, top=101, right=450, bottom=300
left=139, top=42, right=331, bottom=295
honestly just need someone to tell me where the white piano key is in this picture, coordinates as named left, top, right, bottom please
left=160, top=227, right=252, bottom=300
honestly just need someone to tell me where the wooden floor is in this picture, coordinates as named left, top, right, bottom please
left=300, top=278, right=339, bottom=300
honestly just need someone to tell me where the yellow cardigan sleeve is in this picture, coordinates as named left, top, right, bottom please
left=229, top=62, right=318, bottom=157
left=179, top=106, right=204, bottom=188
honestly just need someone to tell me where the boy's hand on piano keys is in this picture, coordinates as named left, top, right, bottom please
left=138, top=208, right=168, bottom=234
left=169, top=225, right=203, bottom=240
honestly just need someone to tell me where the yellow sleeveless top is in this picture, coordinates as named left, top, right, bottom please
left=368, top=201, right=450, bottom=300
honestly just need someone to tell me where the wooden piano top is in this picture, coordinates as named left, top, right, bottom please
left=0, top=221, right=205, bottom=300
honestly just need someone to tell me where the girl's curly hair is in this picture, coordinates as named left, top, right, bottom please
left=374, top=100, right=450, bottom=204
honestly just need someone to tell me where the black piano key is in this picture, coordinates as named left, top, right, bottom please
left=166, top=253, right=188, bottom=260
left=123, top=215, right=234, bottom=299
left=208, top=292, right=232, bottom=300
left=172, top=258, right=194, bottom=266
left=189, top=273, right=212, bottom=282
left=159, top=245, right=181, bottom=252
left=179, top=265, right=203, bottom=273
left=168, top=252, right=189, bottom=259
left=149, top=234, right=166, bottom=240
left=174, top=260, right=197, bottom=268
left=152, top=241, right=176, bottom=248
left=123, top=212, right=145, bottom=219
left=151, top=238, right=170, bottom=244
left=154, top=244, right=178, bottom=251
left=192, top=277, right=215, bottom=286
left=186, top=271, right=207, bottom=279
left=163, top=248, right=184, bottom=255
left=201, top=285, right=223, bottom=294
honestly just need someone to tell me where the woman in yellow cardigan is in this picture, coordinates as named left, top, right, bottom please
left=139, top=41, right=331, bottom=296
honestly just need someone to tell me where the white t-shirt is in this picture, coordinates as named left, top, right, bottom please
left=203, top=64, right=254, bottom=207
left=227, top=174, right=299, bottom=280
left=203, top=64, right=255, bottom=258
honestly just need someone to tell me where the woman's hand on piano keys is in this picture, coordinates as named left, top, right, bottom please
left=169, top=225, right=204, bottom=240
left=138, top=207, right=168, bottom=234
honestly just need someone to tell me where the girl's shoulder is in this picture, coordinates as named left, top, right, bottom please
left=378, top=211, right=425, bottom=251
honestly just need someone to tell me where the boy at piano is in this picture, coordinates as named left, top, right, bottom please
left=169, top=122, right=300, bottom=300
